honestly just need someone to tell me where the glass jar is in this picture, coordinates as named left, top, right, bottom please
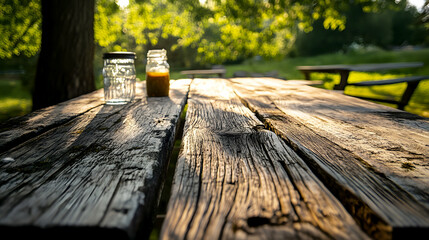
left=146, top=49, right=170, bottom=97
left=102, top=52, right=136, bottom=105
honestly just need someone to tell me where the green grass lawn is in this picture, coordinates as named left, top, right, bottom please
left=1, top=48, right=428, bottom=123
left=0, top=78, right=32, bottom=122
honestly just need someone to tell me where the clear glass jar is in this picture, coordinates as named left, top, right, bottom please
left=146, top=49, right=170, bottom=97
left=103, top=52, right=136, bottom=105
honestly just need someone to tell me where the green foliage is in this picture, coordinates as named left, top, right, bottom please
left=0, top=0, right=41, bottom=59
left=95, top=0, right=200, bottom=51
left=94, top=0, right=122, bottom=48
left=392, top=5, right=426, bottom=45
left=168, top=0, right=351, bottom=64
left=295, top=0, right=428, bottom=56
left=92, top=0, right=355, bottom=66
left=420, top=1, right=429, bottom=43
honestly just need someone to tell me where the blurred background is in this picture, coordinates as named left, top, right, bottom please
left=1, top=0, right=428, bottom=121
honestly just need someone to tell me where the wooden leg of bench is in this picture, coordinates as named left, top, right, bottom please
left=305, top=71, right=311, bottom=80
left=299, top=70, right=311, bottom=80
left=398, top=81, right=420, bottom=110
left=333, top=71, right=350, bottom=90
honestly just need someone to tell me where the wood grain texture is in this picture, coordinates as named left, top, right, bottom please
left=0, top=82, right=147, bottom=154
left=161, top=79, right=368, bottom=239
left=0, top=89, right=104, bottom=153
left=230, top=77, right=429, bottom=239
left=0, top=80, right=190, bottom=239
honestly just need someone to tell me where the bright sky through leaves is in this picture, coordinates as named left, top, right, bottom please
left=116, top=0, right=129, bottom=9
left=408, top=0, right=425, bottom=10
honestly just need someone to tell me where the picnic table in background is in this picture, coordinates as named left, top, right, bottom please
left=180, top=66, right=226, bottom=79
left=1, top=77, right=428, bottom=240
left=297, top=62, right=428, bottom=109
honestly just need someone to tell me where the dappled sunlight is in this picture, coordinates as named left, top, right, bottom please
left=113, top=113, right=140, bottom=143
left=116, top=0, right=129, bottom=9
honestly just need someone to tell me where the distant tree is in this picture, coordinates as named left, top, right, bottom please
left=295, top=0, right=427, bottom=56
left=419, top=0, right=429, bottom=43
left=32, top=0, right=95, bottom=110
left=392, top=6, right=427, bottom=46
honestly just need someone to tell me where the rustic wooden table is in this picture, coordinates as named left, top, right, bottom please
left=0, top=80, right=190, bottom=239
left=1, top=78, right=428, bottom=240
left=161, top=78, right=429, bottom=240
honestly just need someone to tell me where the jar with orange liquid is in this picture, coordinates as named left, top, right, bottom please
left=146, top=49, right=170, bottom=97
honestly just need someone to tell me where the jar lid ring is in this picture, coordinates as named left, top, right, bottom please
left=147, top=49, right=167, bottom=59
left=103, top=52, right=136, bottom=59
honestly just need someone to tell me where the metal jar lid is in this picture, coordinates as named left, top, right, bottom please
left=103, top=52, right=136, bottom=59
left=147, top=49, right=167, bottom=60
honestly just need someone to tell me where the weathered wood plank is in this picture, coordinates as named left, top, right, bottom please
left=0, top=89, right=104, bottom=154
left=161, top=79, right=368, bottom=239
left=230, top=77, right=429, bottom=239
left=0, top=80, right=190, bottom=239
left=0, top=81, right=150, bottom=154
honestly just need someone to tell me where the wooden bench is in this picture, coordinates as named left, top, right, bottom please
left=348, top=75, right=429, bottom=110
left=180, top=69, right=226, bottom=79
left=297, top=62, right=426, bottom=109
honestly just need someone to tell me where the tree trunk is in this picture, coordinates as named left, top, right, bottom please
left=33, top=0, right=95, bottom=110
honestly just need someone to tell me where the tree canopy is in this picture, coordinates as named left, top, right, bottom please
left=0, top=0, right=41, bottom=59
left=94, top=0, right=351, bottom=64
left=1, top=0, right=427, bottom=66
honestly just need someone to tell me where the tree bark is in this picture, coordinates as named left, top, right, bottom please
left=33, top=0, right=95, bottom=110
